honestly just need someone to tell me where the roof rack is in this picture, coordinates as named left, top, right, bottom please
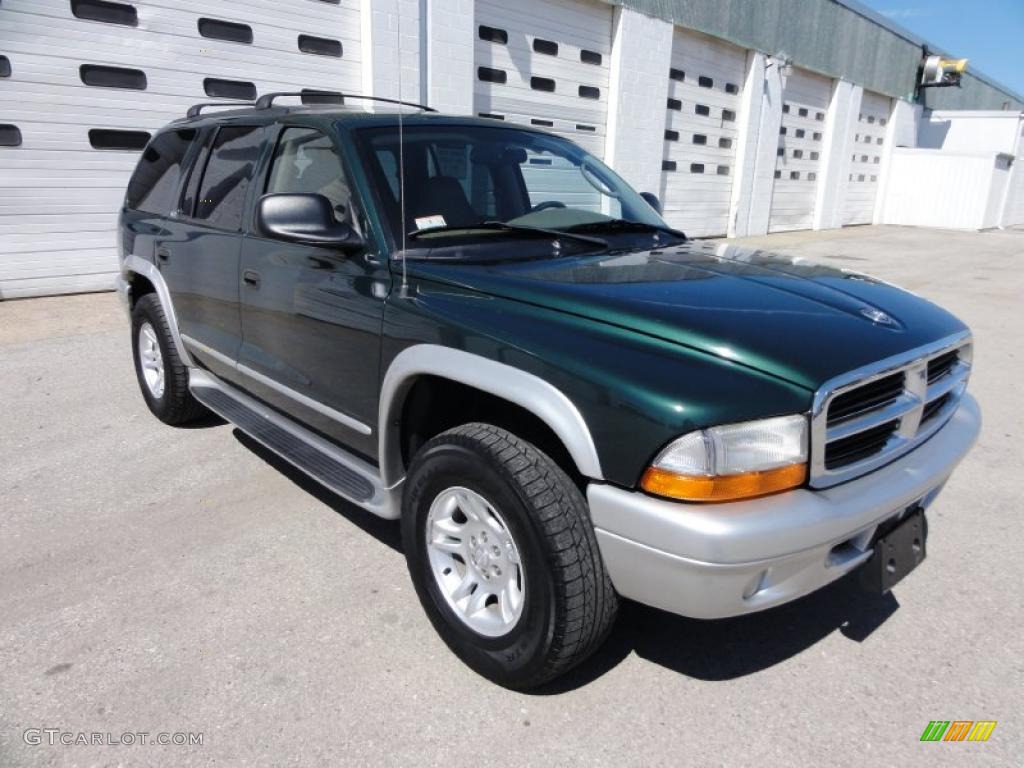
left=253, top=91, right=436, bottom=112
left=186, top=101, right=254, bottom=118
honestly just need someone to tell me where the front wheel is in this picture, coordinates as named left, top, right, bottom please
left=402, top=423, right=618, bottom=689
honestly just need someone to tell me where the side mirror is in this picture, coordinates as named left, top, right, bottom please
left=256, top=193, right=364, bottom=251
left=639, top=192, right=662, bottom=215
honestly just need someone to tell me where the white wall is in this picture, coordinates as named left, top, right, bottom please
left=879, top=149, right=1010, bottom=230
left=919, top=111, right=1021, bottom=154
left=603, top=7, right=674, bottom=197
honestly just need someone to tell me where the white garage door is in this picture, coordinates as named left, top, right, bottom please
left=658, top=28, right=746, bottom=237
left=473, top=0, right=612, bottom=159
left=843, top=90, right=891, bottom=225
left=768, top=67, right=832, bottom=233
left=1001, top=121, right=1024, bottom=227
left=0, top=0, right=361, bottom=299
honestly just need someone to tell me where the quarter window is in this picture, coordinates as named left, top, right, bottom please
left=193, top=125, right=264, bottom=230
left=125, top=128, right=196, bottom=213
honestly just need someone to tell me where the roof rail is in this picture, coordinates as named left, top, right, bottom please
left=253, top=91, right=436, bottom=112
left=186, top=101, right=254, bottom=118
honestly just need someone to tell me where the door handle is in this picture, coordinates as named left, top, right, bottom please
left=242, top=269, right=261, bottom=288
left=156, top=247, right=170, bottom=262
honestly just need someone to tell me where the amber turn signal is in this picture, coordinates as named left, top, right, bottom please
left=640, top=462, right=808, bottom=502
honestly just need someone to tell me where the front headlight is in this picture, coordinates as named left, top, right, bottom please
left=640, top=414, right=808, bottom=502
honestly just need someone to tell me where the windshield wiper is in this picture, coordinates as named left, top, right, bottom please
left=564, top=218, right=687, bottom=241
left=407, top=221, right=607, bottom=249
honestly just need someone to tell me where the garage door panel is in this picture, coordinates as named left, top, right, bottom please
left=659, top=28, right=746, bottom=238
left=0, top=0, right=362, bottom=297
left=843, top=90, right=891, bottom=225
left=474, top=0, right=611, bottom=152
left=768, top=67, right=832, bottom=233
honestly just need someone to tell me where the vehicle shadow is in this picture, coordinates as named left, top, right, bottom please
left=232, top=429, right=402, bottom=552
left=232, top=428, right=899, bottom=690
left=536, top=572, right=900, bottom=693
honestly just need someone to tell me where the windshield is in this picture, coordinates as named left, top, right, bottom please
left=352, top=123, right=672, bottom=255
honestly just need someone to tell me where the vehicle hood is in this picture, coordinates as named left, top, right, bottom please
left=406, top=241, right=968, bottom=390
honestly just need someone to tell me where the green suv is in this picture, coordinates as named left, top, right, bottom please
left=116, top=94, right=980, bottom=689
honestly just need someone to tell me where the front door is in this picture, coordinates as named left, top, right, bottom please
left=238, top=126, right=388, bottom=459
left=158, top=124, right=265, bottom=382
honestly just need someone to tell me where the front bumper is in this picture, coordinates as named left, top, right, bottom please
left=588, top=394, right=981, bottom=619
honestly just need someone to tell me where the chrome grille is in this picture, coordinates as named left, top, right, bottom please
left=809, top=333, right=972, bottom=487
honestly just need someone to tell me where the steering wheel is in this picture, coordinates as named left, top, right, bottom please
left=531, top=200, right=567, bottom=212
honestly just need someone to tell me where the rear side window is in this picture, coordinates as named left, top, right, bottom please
left=125, top=129, right=196, bottom=214
left=193, top=125, right=264, bottom=230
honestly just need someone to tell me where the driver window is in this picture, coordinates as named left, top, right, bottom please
left=267, top=128, right=354, bottom=225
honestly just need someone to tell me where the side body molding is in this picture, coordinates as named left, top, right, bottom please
left=378, top=344, right=604, bottom=487
left=121, top=254, right=194, bottom=367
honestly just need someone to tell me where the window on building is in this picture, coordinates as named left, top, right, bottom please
left=581, top=50, right=602, bottom=65
left=533, top=39, right=558, bottom=56
left=198, top=18, right=253, bottom=44
left=664, top=130, right=679, bottom=141
left=531, top=76, right=555, bottom=92
left=89, top=128, right=150, bottom=150
left=578, top=85, right=600, bottom=100
left=690, top=163, right=704, bottom=173
left=80, top=64, right=147, bottom=90
left=0, top=56, right=11, bottom=78
left=71, top=0, right=137, bottom=26
left=718, top=137, right=732, bottom=149
left=301, top=89, right=344, bottom=105
left=193, top=125, right=264, bottom=230
left=698, top=75, right=713, bottom=88
left=203, top=78, right=256, bottom=100
left=662, top=160, right=677, bottom=171
left=478, top=25, right=507, bottom=44
left=0, top=124, right=22, bottom=147
left=477, top=67, right=506, bottom=84
left=667, top=98, right=682, bottom=111
left=692, top=134, right=707, bottom=145
left=669, top=68, right=685, bottom=81
left=298, top=34, right=342, bottom=57
left=695, top=104, right=710, bottom=116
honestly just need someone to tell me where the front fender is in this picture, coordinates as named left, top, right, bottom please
left=380, top=279, right=813, bottom=488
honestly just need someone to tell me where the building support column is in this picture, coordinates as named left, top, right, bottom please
left=425, top=0, right=474, bottom=114
left=728, top=52, right=785, bottom=237
left=604, top=7, right=674, bottom=197
left=813, top=80, right=860, bottom=229
left=360, top=0, right=423, bottom=105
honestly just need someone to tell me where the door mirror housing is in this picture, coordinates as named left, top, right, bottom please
left=256, top=193, right=364, bottom=251
left=639, top=192, right=662, bottom=215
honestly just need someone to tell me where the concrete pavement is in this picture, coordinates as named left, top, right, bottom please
left=1, top=225, right=1021, bottom=766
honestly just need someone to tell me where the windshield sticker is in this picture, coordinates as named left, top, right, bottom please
left=414, top=215, right=447, bottom=230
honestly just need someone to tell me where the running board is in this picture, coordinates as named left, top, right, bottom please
left=188, top=368, right=401, bottom=519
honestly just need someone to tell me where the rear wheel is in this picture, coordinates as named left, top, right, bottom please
left=402, top=423, right=618, bottom=689
left=130, top=293, right=206, bottom=425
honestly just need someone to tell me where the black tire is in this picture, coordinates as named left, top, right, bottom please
left=402, top=423, right=619, bottom=689
left=130, top=293, right=206, bottom=425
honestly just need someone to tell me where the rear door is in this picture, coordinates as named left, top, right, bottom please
left=237, top=125, right=388, bottom=458
left=157, top=123, right=265, bottom=381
